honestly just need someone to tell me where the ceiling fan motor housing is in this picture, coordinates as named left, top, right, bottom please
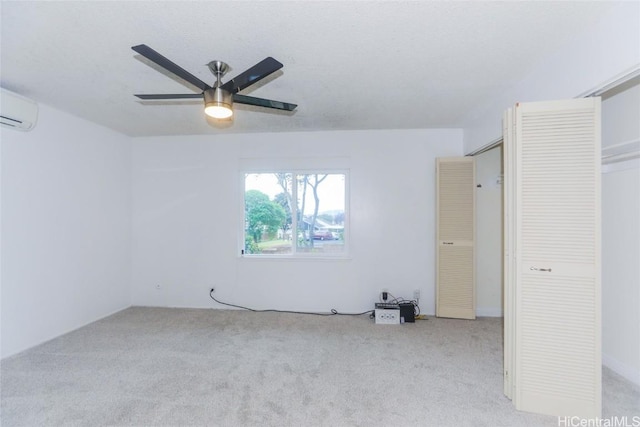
left=204, top=87, right=232, bottom=108
left=204, top=87, right=233, bottom=110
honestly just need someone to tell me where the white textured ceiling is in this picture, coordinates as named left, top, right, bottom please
left=0, top=1, right=617, bottom=137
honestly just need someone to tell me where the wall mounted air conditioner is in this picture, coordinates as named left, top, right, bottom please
left=1, top=88, right=38, bottom=131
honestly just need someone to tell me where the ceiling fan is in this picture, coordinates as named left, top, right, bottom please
left=131, top=44, right=297, bottom=120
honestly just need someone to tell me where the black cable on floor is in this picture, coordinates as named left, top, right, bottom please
left=209, top=289, right=374, bottom=317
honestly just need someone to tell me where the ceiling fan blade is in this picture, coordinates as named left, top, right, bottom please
left=221, top=57, right=283, bottom=93
left=233, top=94, right=297, bottom=111
left=132, top=44, right=212, bottom=91
left=135, top=94, right=203, bottom=100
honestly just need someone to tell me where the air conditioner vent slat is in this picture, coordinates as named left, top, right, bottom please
left=0, top=88, right=38, bottom=131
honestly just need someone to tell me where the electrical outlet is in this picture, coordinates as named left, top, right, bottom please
left=413, top=289, right=420, bottom=300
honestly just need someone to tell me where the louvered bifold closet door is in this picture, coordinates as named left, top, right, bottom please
left=503, top=108, right=516, bottom=400
left=514, top=98, right=601, bottom=418
left=436, top=157, right=475, bottom=320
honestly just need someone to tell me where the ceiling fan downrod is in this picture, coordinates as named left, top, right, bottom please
left=204, top=60, right=232, bottom=118
left=207, top=60, right=229, bottom=87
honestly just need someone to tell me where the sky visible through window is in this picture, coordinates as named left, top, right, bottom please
left=245, top=173, right=345, bottom=212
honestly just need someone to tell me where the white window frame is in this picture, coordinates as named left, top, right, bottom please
left=240, top=167, right=350, bottom=259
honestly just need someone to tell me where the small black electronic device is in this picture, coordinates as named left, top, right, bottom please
left=399, top=303, right=415, bottom=323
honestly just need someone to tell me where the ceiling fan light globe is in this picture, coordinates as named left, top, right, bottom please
left=204, top=87, right=233, bottom=119
left=205, top=104, right=233, bottom=119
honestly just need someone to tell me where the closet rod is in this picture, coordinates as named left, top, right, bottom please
left=466, top=137, right=502, bottom=157
left=466, top=64, right=640, bottom=158
left=578, top=65, right=640, bottom=98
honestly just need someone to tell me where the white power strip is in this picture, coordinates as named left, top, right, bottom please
left=375, top=308, right=400, bottom=325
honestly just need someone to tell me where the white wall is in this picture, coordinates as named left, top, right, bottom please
left=474, top=146, right=503, bottom=317
left=131, top=129, right=463, bottom=315
left=462, top=2, right=640, bottom=154
left=1, top=103, right=132, bottom=358
left=601, top=82, right=640, bottom=385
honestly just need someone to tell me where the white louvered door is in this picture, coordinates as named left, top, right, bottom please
left=503, top=108, right=516, bottom=400
left=507, top=98, right=601, bottom=417
left=436, top=157, right=476, bottom=320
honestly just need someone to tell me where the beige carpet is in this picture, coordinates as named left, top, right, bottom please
left=1, top=307, right=638, bottom=426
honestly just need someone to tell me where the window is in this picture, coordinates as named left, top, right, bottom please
left=243, top=171, right=347, bottom=257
